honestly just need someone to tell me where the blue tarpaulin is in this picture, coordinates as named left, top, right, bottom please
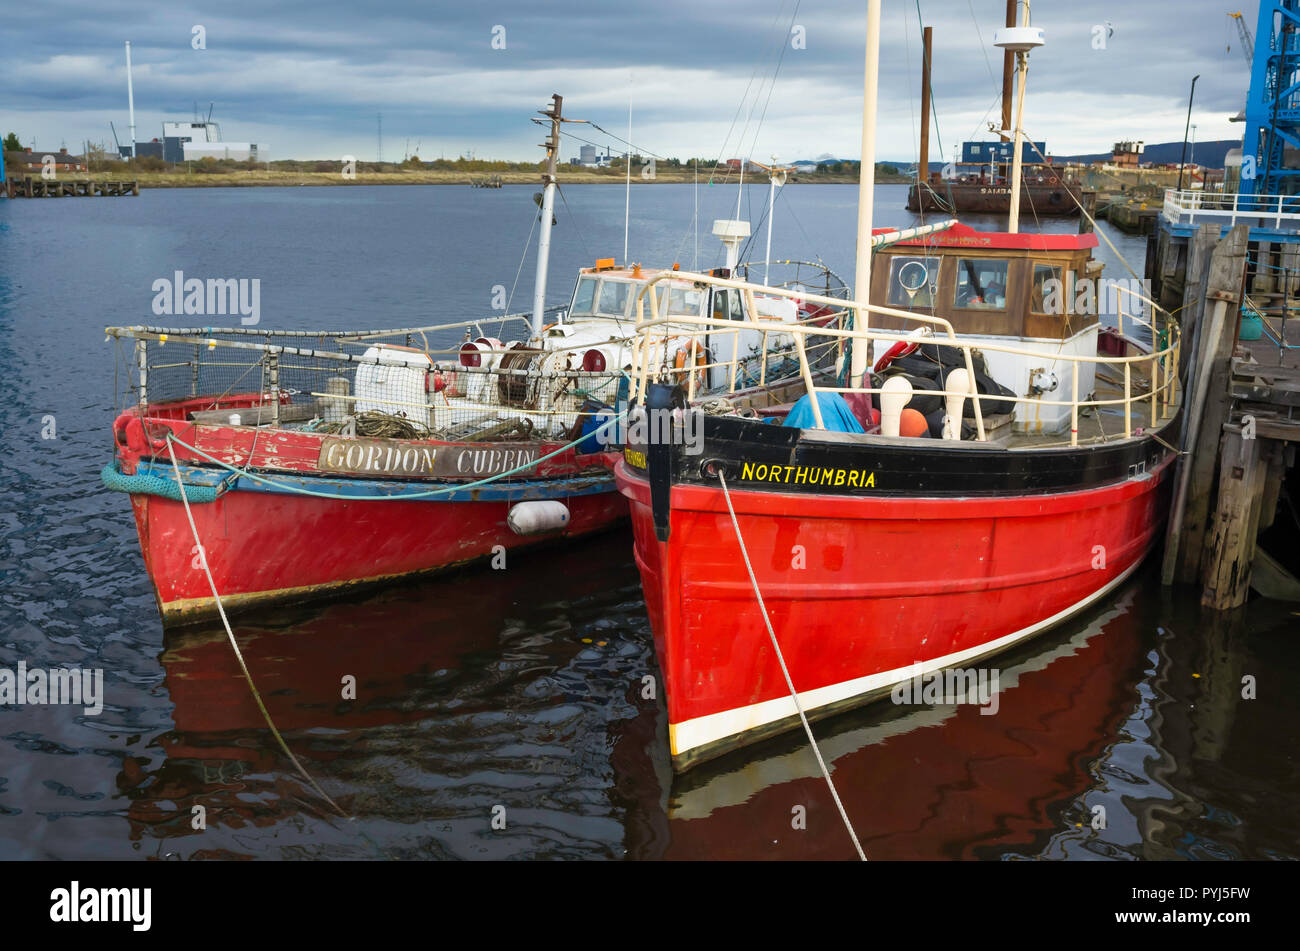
left=781, top=392, right=865, bottom=433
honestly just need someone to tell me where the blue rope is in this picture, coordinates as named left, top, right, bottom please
left=101, top=462, right=220, bottom=503
left=105, top=410, right=628, bottom=504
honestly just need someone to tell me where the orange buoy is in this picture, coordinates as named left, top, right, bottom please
left=899, top=408, right=929, bottom=438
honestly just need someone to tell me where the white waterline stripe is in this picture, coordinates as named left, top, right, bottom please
left=671, top=553, right=1147, bottom=756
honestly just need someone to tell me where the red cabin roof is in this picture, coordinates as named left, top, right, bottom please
left=872, top=222, right=1098, bottom=251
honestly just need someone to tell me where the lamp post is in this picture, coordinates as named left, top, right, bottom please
left=1177, top=75, right=1200, bottom=192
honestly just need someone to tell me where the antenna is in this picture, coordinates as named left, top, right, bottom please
left=376, top=113, right=383, bottom=163
left=624, top=83, right=632, bottom=265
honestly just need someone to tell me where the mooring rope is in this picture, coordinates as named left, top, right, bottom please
left=716, top=470, right=867, bottom=861
left=164, top=441, right=389, bottom=856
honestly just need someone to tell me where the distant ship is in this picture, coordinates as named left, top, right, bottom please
left=904, top=14, right=1094, bottom=219
left=907, top=142, right=1095, bottom=219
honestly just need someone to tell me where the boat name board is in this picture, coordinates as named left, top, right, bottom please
left=739, top=461, right=875, bottom=489
left=318, top=437, right=539, bottom=479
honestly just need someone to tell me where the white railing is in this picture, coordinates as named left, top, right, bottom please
left=629, top=272, right=1181, bottom=448
left=1162, top=188, right=1300, bottom=229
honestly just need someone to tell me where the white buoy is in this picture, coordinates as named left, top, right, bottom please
left=943, top=368, right=970, bottom=440
left=507, top=501, right=570, bottom=535
left=879, top=375, right=913, bottom=438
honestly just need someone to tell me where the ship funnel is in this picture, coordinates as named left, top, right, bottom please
left=712, top=219, right=751, bottom=271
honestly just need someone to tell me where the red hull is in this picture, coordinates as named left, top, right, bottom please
left=615, top=457, right=1172, bottom=769
left=130, top=488, right=627, bottom=624
left=111, top=404, right=626, bottom=624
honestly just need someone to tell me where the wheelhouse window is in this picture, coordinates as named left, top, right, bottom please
left=711, top=289, right=729, bottom=321
left=659, top=285, right=705, bottom=318
left=886, top=256, right=941, bottom=309
left=1030, top=264, right=1063, bottom=314
left=597, top=279, right=632, bottom=317
left=570, top=277, right=598, bottom=316
left=953, top=258, right=1010, bottom=310
left=729, top=289, right=744, bottom=320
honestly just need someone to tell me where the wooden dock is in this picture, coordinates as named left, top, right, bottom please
left=1161, top=223, right=1300, bottom=609
left=5, top=177, right=138, bottom=198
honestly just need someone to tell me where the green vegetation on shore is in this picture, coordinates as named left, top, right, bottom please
left=43, top=152, right=912, bottom=188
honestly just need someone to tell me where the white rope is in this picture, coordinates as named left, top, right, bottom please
left=165, top=441, right=352, bottom=822
left=717, top=470, right=867, bottom=860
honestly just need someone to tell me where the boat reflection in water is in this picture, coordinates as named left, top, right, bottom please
left=131, top=530, right=652, bottom=860
left=128, top=551, right=1294, bottom=861
left=618, top=570, right=1296, bottom=861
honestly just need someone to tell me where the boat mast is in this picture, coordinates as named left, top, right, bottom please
left=850, top=0, right=883, bottom=388
left=624, top=90, right=632, bottom=265
left=1000, top=0, right=1015, bottom=142
left=917, top=26, right=932, bottom=197
left=997, top=1, right=1043, bottom=234
left=763, top=158, right=787, bottom=285
left=531, top=94, right=562, bottom=337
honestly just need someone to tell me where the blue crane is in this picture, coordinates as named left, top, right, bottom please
left=1241, top=1, right=1300, bottom=197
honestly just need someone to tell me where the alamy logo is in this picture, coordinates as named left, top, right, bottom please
left=891, top=663, right=1000, bottom=715
left=598, top=406, right=703, bottom=455
left=0, top=662, right=103, bottom=715
left=50, top=882, right=151, bottom=931
left=151, top=271, right=260, bottom=325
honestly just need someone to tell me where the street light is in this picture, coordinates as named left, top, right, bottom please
left=1177, top=75, right=1200, bottom=192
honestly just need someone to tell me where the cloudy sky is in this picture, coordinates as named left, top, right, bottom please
left=2, top=0, right=1258, bottom=163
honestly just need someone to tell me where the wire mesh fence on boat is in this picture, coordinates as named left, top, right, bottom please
left=108, top=314, right=633, bottom=442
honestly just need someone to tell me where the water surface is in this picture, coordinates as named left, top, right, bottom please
left=0, top=183, right=1294, bottom=860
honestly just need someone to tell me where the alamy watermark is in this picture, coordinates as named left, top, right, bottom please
left=151, top=270, right=260, bottom=325
left=1040, top=277, right=1151, bottom=319
left=598, top=406, right=704, bottom=455
left=50, top=882, right=150, bottom=931
left=891, top=662, right=1000, bottom=715
left=0, top=662, right=103, bottom=715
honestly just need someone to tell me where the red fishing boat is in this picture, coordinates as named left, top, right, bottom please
left=102, top=99, right=828, bottom=626
left=614, top=7, right=1184, bottom=771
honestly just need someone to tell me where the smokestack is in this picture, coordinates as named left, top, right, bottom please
left=125, top=41, right=136, bottom=158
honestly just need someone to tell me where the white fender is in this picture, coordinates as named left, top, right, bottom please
left=879, top=375, right=913, bottom=438
left=507, top=501, right=570, bottom=536
left=943, top=368, right=970, bottom=440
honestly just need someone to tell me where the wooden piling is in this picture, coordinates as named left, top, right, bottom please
left=2, top=176, right=138, bottom=198
left=1162, top=224, right=1250, bottom=586
left=1201, top=424, right=1267, bottom=609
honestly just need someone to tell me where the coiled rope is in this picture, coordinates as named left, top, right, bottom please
left=717, top=470, right=867, bottom=861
